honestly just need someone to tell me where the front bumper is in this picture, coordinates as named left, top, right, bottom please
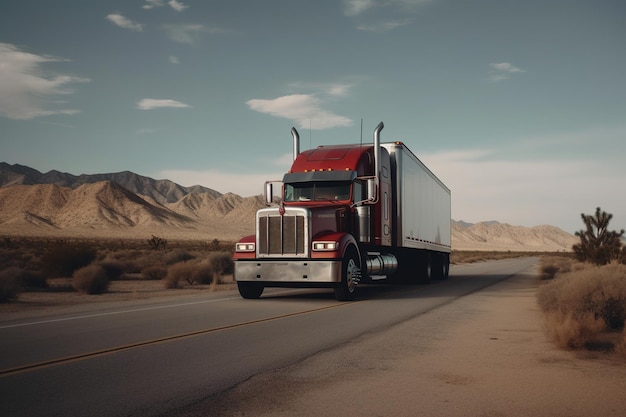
left=234, top=259, right=342, bottom=284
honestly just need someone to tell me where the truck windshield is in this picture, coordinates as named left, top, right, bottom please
left=284, top=182, right=351, bottom=202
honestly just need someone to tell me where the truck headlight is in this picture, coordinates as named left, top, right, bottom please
left=235, top=243, right=255, bottom=252
left=312, top=241, right=338, bottom=251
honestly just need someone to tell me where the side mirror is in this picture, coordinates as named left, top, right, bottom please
left=264, top=181, right=282, bottom=205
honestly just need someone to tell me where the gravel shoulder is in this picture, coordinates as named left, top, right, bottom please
left=178, top=265, right=626, bottom=417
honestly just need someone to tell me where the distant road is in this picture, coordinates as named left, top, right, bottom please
left=0, top=258, right=537, bottom=417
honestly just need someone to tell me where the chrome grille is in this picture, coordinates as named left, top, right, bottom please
left=258, top=211, right=306, bottom=256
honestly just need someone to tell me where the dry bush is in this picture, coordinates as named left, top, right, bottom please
left=164, top=260, right=215, bottom=288
left=209, top=252, right=234, bottom=275
left=41, top=244, right=97, bottom=278
left=98, top=259, right=124, bottom=280
left=0, top=267, right=22, bottom=302
left=539, top=256, right=574, bottom=280
left=543, top=311, right=607, bottom=349
left=164, top=249, right=195, bottom=265
left=538, top=263, right=626, bottom=350
left=72, top=264, right=110, bottom=294
left=141, top=265, right=167, bottom=280
left=164, top=263, right=188, bottom=288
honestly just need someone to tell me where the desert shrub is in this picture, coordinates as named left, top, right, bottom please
left=191, top=260, right=215, bottom=284
left=209, top=239, right=222, bottom=251
left=147, top=235, right=168, bottom=251
left=72, top=264, right=110, bottom=294
left=141, top=265, right=168, bottom=280
left=164, top=262, right=189, bottom=289
left=539, top=256, right=573, bottom=280
left=0, top=268, right=22, bottom=302
left=118, top=250, right=159, bottom=273
left=538, top=264, right=626, bottom=349
left=41, top=245, right=97, bottom=278
left=99, top=260, right=124, bottom=280
left=164, top=249, right=195, bottom=265
left=18, top=269, right=48, bottom=289
left=209, top=251, right=234, bottom=275
left=543, top=311, right=607, bottom=349
left=164, top=260, right=218, bottom=288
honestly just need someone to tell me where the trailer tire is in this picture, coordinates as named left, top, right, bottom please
left=418, top=252, right=432, bottom=284
left=433, top=253, right=450, bottom=280
left=441, top=254, right=450, bottom=280
left=334, top=246, right=360, bottom=301
left=237, top=282, right=264, bottom=299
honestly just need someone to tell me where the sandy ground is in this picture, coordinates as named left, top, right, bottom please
left=183, top=266, right=626, bottom=417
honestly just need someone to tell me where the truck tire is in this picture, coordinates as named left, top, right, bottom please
left=237, top=282, right=264, bottom=299
left=441, top=253, right=450, bottom=279
left=433, top=253, right=450, bottom=280
left=418, top=252, right=432, bottom=284
left=334, top=247, right=360, bottom=301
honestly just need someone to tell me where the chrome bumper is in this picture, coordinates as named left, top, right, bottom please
left=235, top=259, right=342, bottom=283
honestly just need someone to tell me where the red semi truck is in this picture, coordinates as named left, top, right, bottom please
left=233, top=122, right=451, bottom=301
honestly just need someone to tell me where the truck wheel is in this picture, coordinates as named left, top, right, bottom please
left=334, top=247, right=360, bottom=301
left=442, top=254, right=450, bottom=279
left=419, top=253, right=432, bottom=284
left=433, top=253, right=448, bottom=280
left=237, top=282, right=264, bottom=299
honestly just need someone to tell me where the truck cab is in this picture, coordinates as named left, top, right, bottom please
left=233, top=122, right=450, bottom=301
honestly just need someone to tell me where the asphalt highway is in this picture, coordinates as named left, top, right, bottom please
left=0, top=257, right=538, bottom=417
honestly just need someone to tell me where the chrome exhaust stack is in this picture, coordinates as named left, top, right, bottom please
left=373, top=121, right=384, bottom=194
left=291, top=127, right=300, bottom=161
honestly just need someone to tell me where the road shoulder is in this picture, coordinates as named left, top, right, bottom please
left=192, top=265, right=626, bottom=417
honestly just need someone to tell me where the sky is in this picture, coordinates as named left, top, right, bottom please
left=1, top=0, right=625, bottom=234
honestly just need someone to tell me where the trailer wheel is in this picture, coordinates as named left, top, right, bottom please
left=419, top=253, right=432, bottom=284
left=441, top=254, right=450, bottom=279
left=334, top=247, right=360, bottom=301
left=237, top=282, right=264, bottom=299
left=433, top=253, right=449, bottom=280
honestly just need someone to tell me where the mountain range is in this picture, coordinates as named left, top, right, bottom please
left=0, top=163, right=577, bottom=251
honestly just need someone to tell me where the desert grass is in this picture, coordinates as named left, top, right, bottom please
left=451, top=250, right=566, bottom=264
left=537, top=258, right=626, bottom=353
left=0, top=236, right=236, bottom=303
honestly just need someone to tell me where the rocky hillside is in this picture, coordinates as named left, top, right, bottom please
left=0, top=163, right=578, bottom=250
left=452, top=221, right=577, bottom=252
left=0, top=162, right=219, bottom=204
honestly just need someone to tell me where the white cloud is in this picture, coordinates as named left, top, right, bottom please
left=343, top=0, right=377, bottom=16
left=488, top=62, right=526, bottom=82
left=162, top=24, right=222, bottom=44
left=143, top=0, right=163, bottom=9
left=0, top=43, right=89, bottom=120
left=143, top=0, right=188, bottom=11
left=168, top=0, right=188, bottom=11
left=169, top=55, right=180, bottom=64
left=246, top=94, right=352, bottom=130
left=343, top=0, right=431, bottom=21
left=137, top=99, right=191, bottom=109
left=106, top=13, right=143, bottom=32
